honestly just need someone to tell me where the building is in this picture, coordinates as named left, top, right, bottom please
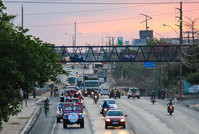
left=139, top=30, right=153, bottom=39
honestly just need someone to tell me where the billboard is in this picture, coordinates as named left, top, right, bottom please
left=125, top=41, right=130, bottom=45
left=117, top=37, right=123, bottom=46
left=184, top=80, right=199, bottom=94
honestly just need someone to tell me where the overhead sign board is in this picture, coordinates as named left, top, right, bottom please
left=144, top=62, right=156, bottom=68
left=117, top=37, right=123, bottom=46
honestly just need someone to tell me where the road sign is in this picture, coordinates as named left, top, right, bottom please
left=144, top=62, right=156, bottom=68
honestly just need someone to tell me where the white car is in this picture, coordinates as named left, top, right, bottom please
left=100, top=99, right=118, bottom=111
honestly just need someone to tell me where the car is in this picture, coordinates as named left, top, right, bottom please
left=101, top=89, right=109, bottom=96
left=62, top=103, right=84, bottom=128
left=105, top=110, right=127, bottom=129
left=127, top=88, right=140, bottom=99
left=109, top=89, right=121, bottom=99
left=100, top=99, right=118, bottom=114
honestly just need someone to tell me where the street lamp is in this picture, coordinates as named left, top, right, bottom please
left=162, top=24, right=179, bottom=37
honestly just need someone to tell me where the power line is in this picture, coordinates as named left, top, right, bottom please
left=2, top=1, right=199, bottom=5
left=24, top=5, right=151, bottom=16
left=26, top=8, right=199, bottom=27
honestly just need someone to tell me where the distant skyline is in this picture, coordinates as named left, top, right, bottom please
left=3, top=0, right=199, bottom=46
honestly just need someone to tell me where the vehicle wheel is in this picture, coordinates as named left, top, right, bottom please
left=63, top=120, right=67, bottom=128
left=57, top=117, right=60, bottom=123
left=119, top=96, right=121, bottom=99
left=123, top=125, right=126, bottom=129
left=138, top=96, right=140, bottom=99
left=153, top=101, right=155, bottom=104
left=128, top=96, right=130, bottom=99
left=109, top=96, right=111, bottom=98
left=80, top=120, right=84, bottom=128
left=105, top=124, right=108, bottom=129
left=170, top=112, right=172, bottom=115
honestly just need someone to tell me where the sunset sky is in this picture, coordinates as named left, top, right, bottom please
left=3, top=0, right=199, bottom=46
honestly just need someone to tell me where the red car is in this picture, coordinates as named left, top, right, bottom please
left=105, top=110, right=127, bottom=129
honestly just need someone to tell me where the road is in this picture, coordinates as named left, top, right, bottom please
left=29, top=64, right=199, bottom=134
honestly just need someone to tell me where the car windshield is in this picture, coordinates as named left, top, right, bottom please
left=103, top=89, right=108, bottom=91
left=130, top=89, right=138, bottom=92
left=85, top=82, right=98, bottom=87
left=64, top=105, right=82, bottom=111
left=107, top=111, right=123, bottom=116
left=106, top=100, right=116, bottom=104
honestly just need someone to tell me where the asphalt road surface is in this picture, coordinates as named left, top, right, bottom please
left=29, top=64, right=199, bottom=134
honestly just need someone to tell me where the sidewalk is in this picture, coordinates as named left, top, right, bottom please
left=0, top=91, right=50, bottom=134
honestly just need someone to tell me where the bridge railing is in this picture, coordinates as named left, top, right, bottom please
left=54, top=45, right=190, bottom=62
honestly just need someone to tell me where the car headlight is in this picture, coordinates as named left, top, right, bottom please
left=56, top=110, right=60, bottom=114
left=106, top=119, right=110, bottom=122
left=120, top=118, right=125, bottom=122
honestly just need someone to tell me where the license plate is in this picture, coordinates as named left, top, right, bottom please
left=112, top=122, right=118, bottom=124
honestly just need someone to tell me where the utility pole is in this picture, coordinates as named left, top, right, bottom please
left=21, top=4, right=27, bottom=107
left=176, top=1, right=183, bottom=100
left=140, top=13, right=152, bottom=39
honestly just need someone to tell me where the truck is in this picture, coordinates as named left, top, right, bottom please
left=82, top=74, right=100, bottom=97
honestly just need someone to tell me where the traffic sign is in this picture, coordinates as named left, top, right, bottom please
left=144, top=62, right=156, bottom=68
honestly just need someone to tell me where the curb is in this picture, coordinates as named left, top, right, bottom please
left=19, top=98, right=45, bottom=134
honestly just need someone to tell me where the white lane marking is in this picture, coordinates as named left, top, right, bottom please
left=51, top=118, right=57, bottom=134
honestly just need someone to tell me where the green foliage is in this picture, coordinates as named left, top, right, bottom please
left=186, top=71, right=199, bottom=84
left=0, top=2, right=64, bottom=130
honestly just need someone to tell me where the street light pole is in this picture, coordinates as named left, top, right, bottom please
left=162, top=24, right=179, bottom=37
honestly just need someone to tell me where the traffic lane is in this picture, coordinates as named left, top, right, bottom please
left=118, top=97, right=199, bottom=134
left=117, top=97, right=174, bottom=134
left=84, top=96, right=135, bottom=134
left=28, top=97, right=58, bottom=134
left=134, top=97, right=199, bottom=134
left=53, top=110, right=93, bottom=134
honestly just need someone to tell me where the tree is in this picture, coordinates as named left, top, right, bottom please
left=0, top=1, right=64, bottom=130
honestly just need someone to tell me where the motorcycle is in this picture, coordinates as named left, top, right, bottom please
left=168, top=105, right=174, bottom=115
left=102, top=107, right=109, bottom=116
left=94, top=95, right=98, bottom=104
left=151, top=96, right=156, bottom=104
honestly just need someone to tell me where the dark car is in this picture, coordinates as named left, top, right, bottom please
left=105, top=110, right=127, bottom=129
left=62, top=104, right=84, bottom=128
left=109, top=89, right=121, bottom=99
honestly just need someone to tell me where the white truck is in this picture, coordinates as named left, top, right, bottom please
left=82, top=74, right=100, bottom=97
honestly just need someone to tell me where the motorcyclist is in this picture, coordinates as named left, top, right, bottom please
left=167, top=99, right=174, bottom=112
left=101, top=101, right=109, bottom=113
left=94, top=90, right=99, bottom=99
left=151, top=91, right=156, bottom=100
left=113, top=87, right=117, bottom=95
